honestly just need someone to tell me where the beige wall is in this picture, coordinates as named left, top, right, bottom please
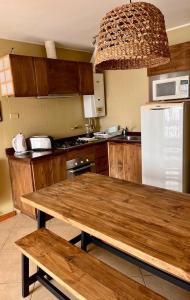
left=99, top=24, right=190, bottom=131
left=0, top=39, right=92, bottom=214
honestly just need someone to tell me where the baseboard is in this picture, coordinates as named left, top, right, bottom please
left=0, top=211, right=17, bottom=222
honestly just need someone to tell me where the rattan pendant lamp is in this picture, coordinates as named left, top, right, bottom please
left=95, top=0, right=170, bottom=71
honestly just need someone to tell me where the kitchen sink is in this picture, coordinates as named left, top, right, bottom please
left=125, top=135, right=141, bottom=141
left=113, top=135, right=141, bottom=142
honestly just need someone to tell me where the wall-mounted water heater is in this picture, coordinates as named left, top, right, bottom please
left=83, top=73, right=105, bottom=118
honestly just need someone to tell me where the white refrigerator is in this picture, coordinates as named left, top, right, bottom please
left=141, top=102, right=190, bottom=193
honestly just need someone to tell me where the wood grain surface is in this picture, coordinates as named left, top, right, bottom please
left=22, top=173, right=190, bottom=283
left=109, top=143, right=142, bottom=183
left=16, top=228, right=165, bottom=300
left=147, top=41, right=190, bottom=76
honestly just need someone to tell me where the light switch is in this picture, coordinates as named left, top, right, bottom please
left=10, top=113, right=19, bottom=119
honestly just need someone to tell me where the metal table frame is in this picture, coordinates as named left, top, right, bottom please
left=21, top=210, right=190, bottom=299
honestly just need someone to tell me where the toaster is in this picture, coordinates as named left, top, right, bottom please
left=28, top=136, right=53, bottom=150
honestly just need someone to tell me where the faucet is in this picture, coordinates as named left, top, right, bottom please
left=122, top=126, right=129, bottom=136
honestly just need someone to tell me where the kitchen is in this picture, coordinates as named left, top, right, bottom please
left=0, top=1, right=190, bottom=299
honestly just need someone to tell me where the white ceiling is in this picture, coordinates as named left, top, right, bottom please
left=0, top=0, right=189, bottom=51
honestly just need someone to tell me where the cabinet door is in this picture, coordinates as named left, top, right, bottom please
left=33, top=57, right=48, bottom=96
left=95, top=142, right=108, bottom=174
left=10, top=54, right=37, bottom=96
left=108, top=143, right=125, bottom=179
left=32, top=158, right=54, bottom=190
left=78, top=62, right=94, bottom=94
left=52, top=155, right=67, bottom=183
left=108, top=143, right=142, bottom=183
left=47, top=59, right=79, bottom=94
left=8, top=159, right=36, bottom=218
left=123, top=144, right=142, bottom=184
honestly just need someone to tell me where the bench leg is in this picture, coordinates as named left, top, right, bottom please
left=81, top=231, right=90, bottom=251
left=22, top=255, right=30, bottom=297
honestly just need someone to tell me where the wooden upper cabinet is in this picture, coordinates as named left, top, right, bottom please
left=33, top=57, right=48, bottom=96
left=147, top=41, right=190, bottom=76
left=47, top=59, right=79, bottom=94
left=0, top=54, right=37, bottom=97
left=78, top=62, right=94, bottom=94
left=109, top=142, right=142, bottom=184
left=0, top=54, right=94, bottom=97
left=34, top=58, right=94, bottom=96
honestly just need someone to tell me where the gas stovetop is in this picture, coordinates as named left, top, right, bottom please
left=54, top=137, right=88, bottom=150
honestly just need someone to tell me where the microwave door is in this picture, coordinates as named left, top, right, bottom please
left=153, top=80, right=178, bottom=101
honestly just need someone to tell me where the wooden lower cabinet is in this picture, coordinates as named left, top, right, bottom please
left=32, top=158, right=54, bottom=190
left=94, top=143, right=108, bottom=175
left=8, top=159, right=35, bottom=218
left=7, top=142, right=108, bottom=218
left=8, top=155, right=67, bottom=218
left=108, top=142, right=142, bottom=184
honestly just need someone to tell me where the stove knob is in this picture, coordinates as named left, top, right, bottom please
left=86, top=158, right=89, bottom=162
left=81, top=160, right=84, bottom=164
left=75, top=162, right=78, bottom=166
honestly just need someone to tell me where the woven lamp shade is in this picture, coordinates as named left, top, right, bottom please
left=95, top=2, right=170, bottom=71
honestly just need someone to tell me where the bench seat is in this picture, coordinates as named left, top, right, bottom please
left=15, top=228, right=166, bottom=300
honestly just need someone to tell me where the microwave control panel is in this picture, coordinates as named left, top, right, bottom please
left=179, top=79, right=189, bottom=96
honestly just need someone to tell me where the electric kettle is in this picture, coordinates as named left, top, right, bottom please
left=12, top=133, right=27, bottom=153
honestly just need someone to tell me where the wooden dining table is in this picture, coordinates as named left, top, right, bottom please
left=21, top=172, right=190, bottom=292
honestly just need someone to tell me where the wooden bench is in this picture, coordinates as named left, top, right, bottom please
left=15, top=228, right=166, bottom=300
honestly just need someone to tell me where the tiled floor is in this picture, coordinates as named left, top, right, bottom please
left=0, top=213, right=190, bottom=300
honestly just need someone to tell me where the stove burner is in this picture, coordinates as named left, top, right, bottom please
left=54, top=137, right=88, bottom=150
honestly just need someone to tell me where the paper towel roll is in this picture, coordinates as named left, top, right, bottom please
left=45, top=40, right=57, bottom=59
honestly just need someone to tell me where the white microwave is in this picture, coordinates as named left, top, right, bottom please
left=152, top=76, right=189, bottom=101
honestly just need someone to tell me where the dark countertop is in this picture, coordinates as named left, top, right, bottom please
left=6, top=132, right=141, bottom=162
left=6, top=138, right=108, bottom=162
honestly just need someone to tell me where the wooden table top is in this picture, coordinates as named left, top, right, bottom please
left=21, top=173, right=190, bottom=283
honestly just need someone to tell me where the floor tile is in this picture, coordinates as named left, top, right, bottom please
left=89, top=246, right=142, bottom=277
left=14, top=213, right=36, bottom=229
left=0, top=231, right=10, bottom=249
left=50, top=222, right=80, bottom=241
left=31, top=281, right=76, bottom=300
left=31, top=283, right=57, bottom=300
left=140, top=268, right=153, bottom=276
left=0, top=249, right=36, bottom=284
left=0, top=283, right=32, bottom=300
left=2, top=226, right=37, bottom=250
left=0, top=215, right=18, bottom=232
left=143, top=275, right=190, bottom=300
left=129, top=276, right=145, bottom=285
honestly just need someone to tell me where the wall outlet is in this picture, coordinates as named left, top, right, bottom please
left=10, top=113, right=19, bottom=119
